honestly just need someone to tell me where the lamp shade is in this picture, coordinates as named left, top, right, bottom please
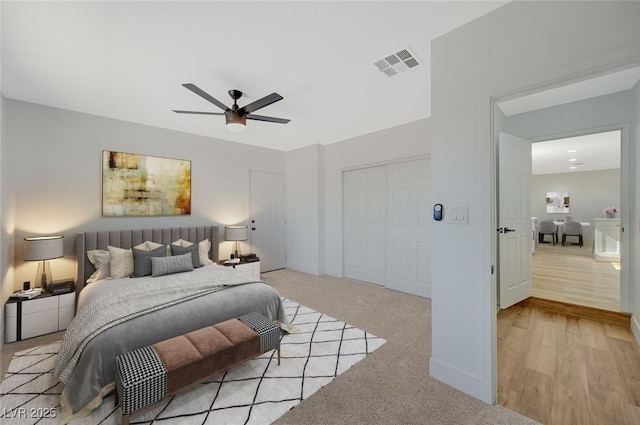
left=225, top=110, right=246, bottom=132
left=24, top=236, right=64, bottom=261
left=225, top=226, right=249, bottom=242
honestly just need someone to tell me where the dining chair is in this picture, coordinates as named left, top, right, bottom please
left=562, top=221, right=583, bottom=247
left=538, top=220, right=558, bottom=245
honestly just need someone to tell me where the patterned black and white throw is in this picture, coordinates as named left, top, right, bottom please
left=0, top=299, right=385, bottom=424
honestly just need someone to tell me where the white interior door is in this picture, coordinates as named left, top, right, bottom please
left=498, top=133, right=533, bottom=309
left=343, top=166, right=387, bottom=285
left=250, top=170, right=286, bottom=272
left=386, top=159, right=431, bottom=297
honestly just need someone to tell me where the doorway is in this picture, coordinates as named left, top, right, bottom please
left=493, top=66, right=638, bottom=424
left=530, top=130, right=622, bottom=311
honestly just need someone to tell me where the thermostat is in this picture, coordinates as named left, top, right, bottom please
left=434, top=204, right=443, bottom=221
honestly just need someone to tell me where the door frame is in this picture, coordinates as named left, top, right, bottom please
left=490, top=62, right=638, bottom=403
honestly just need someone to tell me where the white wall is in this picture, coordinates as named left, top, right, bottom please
left=3, top=99, right=285, bottom=293
left=532, top=169, right=620, bottom=241
left=285, top=144, right=325, bottom=275
left=632, top=79, right=640, bottom=341
left=430, top=1, right=640, bottom=403
left=323, top=118, right=431, bottom=277
left=282, top=119, right=430, bottom=278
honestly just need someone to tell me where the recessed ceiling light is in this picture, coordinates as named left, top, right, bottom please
left=568, top=149, right=577, bottom=153
left=569, top=158, right=577, bottom=162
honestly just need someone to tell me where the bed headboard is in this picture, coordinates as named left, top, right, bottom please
left=76, top=225, right=219, bottom=293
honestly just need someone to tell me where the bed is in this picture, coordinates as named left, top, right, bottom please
left=54, top=225, right=288, bottom=424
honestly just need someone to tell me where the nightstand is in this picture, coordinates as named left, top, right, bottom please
left=218, top=260, right=261, bottom=281
left=5, top=286, right=76, bottom=343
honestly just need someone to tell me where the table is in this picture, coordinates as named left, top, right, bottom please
left=5, top=290, right=75, bottom=342
left=553, top=221, right=591, bottom=238
left=218, top=260, right=261, bottom=280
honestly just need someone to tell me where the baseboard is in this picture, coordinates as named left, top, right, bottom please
left=284, top=261, right=320, bottom=276
left=631, top=315, right=640, bottom=345
left=429, top=356, right=491, bottom=404
left=324, top=267, right=342, bottom=278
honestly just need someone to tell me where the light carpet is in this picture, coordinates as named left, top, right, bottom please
left=0, top=298, right=385, bottom=424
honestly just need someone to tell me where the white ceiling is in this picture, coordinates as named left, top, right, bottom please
left=1, top=1, right=507, bottom=151
left=531, top=130, right=621, bottom=176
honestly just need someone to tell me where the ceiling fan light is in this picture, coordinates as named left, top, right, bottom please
left=226, top=122, right=246, bottom=132
left=225, top=110, right=246, bottom=132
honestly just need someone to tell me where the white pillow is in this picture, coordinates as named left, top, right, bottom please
left=86, top=249, right=110, bottom=283
left=198, top=239, right=214, bottom=265
left=171, top=238, right=192, bottom=248
left=108, top=245, right=134, bottom=279
left=171, top=238, right=213, bottom=265
left=135, top=240, right=164, bottom=251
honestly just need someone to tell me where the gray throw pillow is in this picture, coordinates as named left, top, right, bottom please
left=132, top=245, right=167, bottom=277
left=151, top=253, right=194, bottom=277
left=170, top=243, right=201, bottom=268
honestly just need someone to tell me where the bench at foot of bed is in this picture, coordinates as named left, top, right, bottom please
left=115, top=312, right=281, bottom=425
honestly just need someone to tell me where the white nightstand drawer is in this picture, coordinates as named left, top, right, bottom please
left=59, top=305, right=75, bottom=330
left=58, top=292, right=76, bottom=308
left=234, top=262, right=260, bottom=280
left=5, top=303, right=17, bottom=319
left=23, top=312, right=58, bottom=339
left=218, top=261, right=260, bottom=281
left=22, top=296, right=58, bottom=314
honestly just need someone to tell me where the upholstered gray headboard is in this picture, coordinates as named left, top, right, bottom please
left=76, top=225, right=219, bottom=293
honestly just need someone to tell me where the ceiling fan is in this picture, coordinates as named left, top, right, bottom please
left=173, top=83, right=290, bottom=131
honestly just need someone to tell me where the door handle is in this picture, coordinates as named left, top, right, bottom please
left=497, top=227, right=516, bottom=233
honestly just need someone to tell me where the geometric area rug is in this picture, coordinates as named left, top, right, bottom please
left=0, top=298, right=385, bottom=424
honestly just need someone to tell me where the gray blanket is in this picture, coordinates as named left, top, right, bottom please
left=55, top=265, right=288, bottom=424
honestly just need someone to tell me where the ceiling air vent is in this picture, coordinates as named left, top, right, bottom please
left=374, top=47, right=421, bottom=77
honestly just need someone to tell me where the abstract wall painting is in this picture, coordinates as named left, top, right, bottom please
left=102, top=151, right=191, bottom=216
left=545, top=191, right=570, bottom=214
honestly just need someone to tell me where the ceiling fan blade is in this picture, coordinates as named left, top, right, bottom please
left=173, top=110, right=224, bottom=115
left=240, top=93, right=283, bottom=114
left=182, top=83, right=229, bottom=111
left=246, top=113, right=291, bottom=124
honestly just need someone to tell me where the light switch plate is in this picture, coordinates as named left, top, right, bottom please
left=450, top=206, right=468, bottom=224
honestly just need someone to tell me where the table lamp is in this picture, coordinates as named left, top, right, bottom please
left=224, top=226, right=248, bottom=259
left=24, top=235, right=64, bottom=292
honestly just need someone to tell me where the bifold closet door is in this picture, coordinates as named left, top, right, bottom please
left=343, top=166, right=387, bottom=286
left=386, top=159, right=431, bottom=298
left=343, top=158, right=431, bottom=298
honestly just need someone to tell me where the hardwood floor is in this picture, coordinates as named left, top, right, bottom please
left=498, top=302, right=640, bottom=425
left=501, top=241, right=637, bottom=424
left=532, top=240, right=620, bottom=311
